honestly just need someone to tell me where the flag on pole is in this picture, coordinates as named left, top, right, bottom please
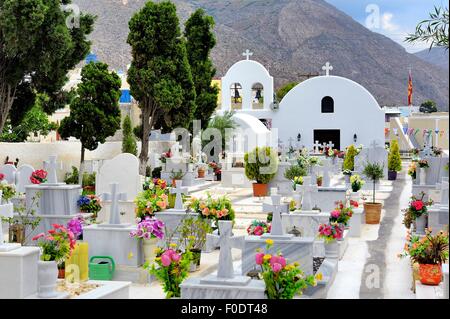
left=407, top=69, right=413, bottom=107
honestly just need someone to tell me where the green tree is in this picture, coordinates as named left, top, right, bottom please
left=420, top=100, right=438, bottom=113
left=343, top=145, right=357, bottom=171
left=58, top=62, right=121, bottom=183
left=122, top=115, right=138, bottom=156
left=388, top=140, right=402, bottom=172
left=127, top=1, right=197, bottom=174
left=276, top=82, right=299, bottom=101
left=0, top=0, right=94, bottom=132
left=405, top=6, right=449, bottom=50
left=185, top=9, right=219, bottom=129
left=205, top=111, right=237, bottom=150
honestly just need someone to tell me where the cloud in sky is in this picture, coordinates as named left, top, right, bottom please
left=381, top=12, right=399, bottom=32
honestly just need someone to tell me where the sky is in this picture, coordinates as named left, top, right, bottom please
left=325, top=0, right=448, bottom=53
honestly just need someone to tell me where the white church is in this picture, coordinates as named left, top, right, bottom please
left=218, top=50, right=385, bottom=152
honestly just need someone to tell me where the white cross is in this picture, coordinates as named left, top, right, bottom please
left=327, top=141, right=335, bottom=149
left=242, top=49, right=253, bottom=60
left=43, top=155, right=62, bottom=184
left=170, top=180, right=188, bottom=210
left=298, top=176, right=318, bottom=210
left=262, top=195, right=287, bottom=236
left=322, top=159, right=333, bottom=187
left=313, top=141, right=322, bottom=153
left=370, top=140, right=380, bottom=149
left=102, top=183, right=127, bottom=225
left=0, top=190, right=20, bottom=251
left=322, top=62, right=333, bottom=76
left=205, top=221, right=245, bottom=279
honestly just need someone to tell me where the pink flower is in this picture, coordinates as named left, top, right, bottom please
left=412, top=200, right=424, bottom=211
left=270, top=256, right=286, bottom=268
left=0, top=173, right=4, bottom=181
left=161, top=254, right=172, bottom=267
left=32, top=233, right=45, bottom=241
left=171, top=253, right=181, bottom=263
left=331, top=210, right=341, bottom=219
left=254, top=226, right=264, bottom=236
left=255, top=253, right=264, bottom=265
left=271, top=263, right=282, bottom=273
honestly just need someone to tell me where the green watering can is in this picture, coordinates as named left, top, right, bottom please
left=89, top=256, right=115, bottom=281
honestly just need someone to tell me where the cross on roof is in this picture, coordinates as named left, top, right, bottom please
left=322, top=62, right=333, bottom=76
left=243, top=49, right=253, bottom=60
left=170, top=180, right=188, bottom=210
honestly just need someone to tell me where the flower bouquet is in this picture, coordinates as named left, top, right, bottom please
left=418, top=159, right=429, bottom=168
left=318, top=222, right=343, bottom=243
left=402, top=193, right=433, bottom=230
left=30, top=169, right=48, bottom=184
left=160, top=150, right=172, bottom=164
left=350, top=174, right=365, bottom=192
left=32, top=224, right=76, bottom=262
left=407, top=162, right=417, bottom=180
left=134, top=188, right=168, bottom=219
left=189, top=193, right=235, bottom=223
left=130, top=216, right=165, bottom=240
left=77, top=195, right=102, bottom=219
left=255, top=240, right=316, bottom=299
left=329, top=201, right=354, bottom=227
left=0, top=181, right=16, bottom=202
left=66, top=215, right=88, bottom=240
left=147, top=244, right=192, bottom=298
left=247, top=220, right=271, bottom=236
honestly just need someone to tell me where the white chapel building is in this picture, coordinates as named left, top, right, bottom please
left=218, top=50, right=385, bottom=151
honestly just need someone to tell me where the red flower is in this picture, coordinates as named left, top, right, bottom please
left=0, top=173, right=4, bottom=181
left=412, top=200, right=424, bottom=211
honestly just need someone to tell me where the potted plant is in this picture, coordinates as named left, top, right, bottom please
left=343, top=145, right=357, bottom=172
left=77, top=195, right=102, bottom=222
left=342, top=169, right=352, bottom=184
left=134, top=187, right=168, bottom=219
left=316, top=175, right=323, bottom=187
left=245, top=147, right=278, bottom=197
left=197, top=164, right=207, bottom=178
left=130, top=216, right=165, bottom=264
left=169, top=170, right=185, bottom=188
left=179, top=216, right=212, bottom=272
left=329, top=201, right=354, bottom=229
left=362, top=162, right=385, bottom=224
left=148, top=244, right=192, bottom=298
left=247, top=220, right=271, bottom=236
left=32, top=224, right=76, bottom=298
left=400, top=230, right=448, bottom=286
left=408, top=161, right=417, bottom=183
left=0, top=181, right=16, bottom=204
left=388, top=140, right=402, bottom=180
left=30, top=169, right=48, bottom=184
left=318, top=222, right=344, bottom=258
left=188, top=193, right=235, bottom=232
left=402, top=193, right=433, bottom=234
left=255, top=239, right=316, bottom=299
left=417, top=159, right=429, bottom=185
left=350, top=174, right=365, bottom=193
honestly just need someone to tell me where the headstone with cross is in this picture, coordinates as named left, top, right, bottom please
left=322, top=62, right=333, bottom=76
left=98, top=182, right=129, bottom=228
left=437, top=177, right=449, bottom=207
left=262, top=195, right=293, bottom=239
left=313, top=141, right=322, bottom=154
left=0, top=190, right=21, bottom=251
left=202, top=220, right=249, bottom=285
left=170, top=180, right=188, bottom=210
left=43, top=155, right=64, bottom=185
left=322, top=158, right=333, bottom=187
left=292, top=186, right=303, bottom=210
left=299, top=176, right=318, bottom=211
left=242, top=49, right=253, bottom=60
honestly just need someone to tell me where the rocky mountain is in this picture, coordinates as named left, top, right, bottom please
left=414, top=47, right=449, bottom=70
left=73, top=0, right=449, bottom=110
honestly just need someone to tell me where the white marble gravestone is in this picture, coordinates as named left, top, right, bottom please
left=181, top=220, right=265, bottom=299
left=0, top=164, right=17, bottom=184
left=262, top=195, right=293, bottom=239
left=299, top=176, right=318, bottom=211
left=354, top=141, right=388, bottom=177
left=0, top=190, right=21, bottom=252
left=170, top=180, right=188, bottom=210
left=97, top=183, right=129, bottom=228
left=321, top=159, right=333, bottom=187
left=268, top=162, right=292, bottom=196
left=43, top=155, right=63, bottom=185
left=15, top=165, right=35, bottom=193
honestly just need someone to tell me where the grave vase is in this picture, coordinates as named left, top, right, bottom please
left=415, top=215, right=427, bottom=235
left=419, top=264, right=442, bottom=286
left=419, top=168, right=427, bottom=186
left=350, top=191, right=360, bottom=203
left=38, top=260, right=58, bottom=298
left=142, top=237, right=159, bottom=264
left=324, top=242, right=339, bottom=259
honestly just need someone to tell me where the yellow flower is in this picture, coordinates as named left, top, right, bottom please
left=127, top=252, right=134, bottom=260
left=293, top=262, right=299, bottom=267
left=154, top=248, right=162, bottom=254
left=263, top=254, right=272, bottom=261
left=265, top=239, right=274, bottom=246
left=188, top=236, right=196, bottom=241
left=155, top=257, right=161, bottom=262
left=169, top=243, right=177, bottom=248
left=315, top=273, right=323, bottom=281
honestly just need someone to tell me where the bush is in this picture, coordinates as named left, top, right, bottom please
left=343, top=145, right=357, bottom=171
left=388, top=140, right=402, bottom=172
left=64, top=166, right=79, bottom=185
left=122, top=115, right=138, bottom=156
left=284, top=165, right=307, bottom=180
left=363, top=162, right=384, bottom=203
left=244, top=147, right=278, bottom=184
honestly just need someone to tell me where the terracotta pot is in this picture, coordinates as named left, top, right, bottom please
left=198, top=169, right=205, bottom=178
left=364, top=202, right=382, bottom=224
left=388, top=171, right=397, bottom=181
left=419, top=264, right=442, bottom=286
left=58, top=267, right=65, bottom=279
left=252, top=183, right=268, bottom=197
left=317, top=180, right=323, bottom=187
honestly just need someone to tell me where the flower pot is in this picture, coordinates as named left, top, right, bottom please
left=414, top=214, right=427, bottom=235
left=198, top=169, right=205, bottom=178
left=388, top=171, right=397, bottom=181
left=324, top=242, right=339, bottom=259
left=9, top=223, right=25, bottom=245
left=38, top=260, right=58, bottom=298
left=364, top=202, right=382, bottom=224
left=142, top=238, right=158, bottom=264
left=252, top=183, right=268, bottom=197
left=215, top=173, right=222, bottom=181
left=419, top=264, right=442, bottom=286
left=419, top=168, right=427, bottom=186
left=58, top=267, right=65, bottom=279
left=317, top=180, right=323, bottom=187
left=350, top=191, right=360, bottom=203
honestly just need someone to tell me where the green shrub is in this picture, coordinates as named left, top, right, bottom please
left=388, top=140, right=402, bottom=172
left=363, top=162, right=385, bottom=204
left=284, top=165, right=307, bottom=180
left=64, top=166, right=79, bottom=184
left=343, top=144, right=357, bottom=171
left=244, top=147, right=278, bottom=184
left=122, top=115, right=138, bottom=156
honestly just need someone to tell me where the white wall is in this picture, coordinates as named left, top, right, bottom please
left=272, top=76, right=385, bottom=149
